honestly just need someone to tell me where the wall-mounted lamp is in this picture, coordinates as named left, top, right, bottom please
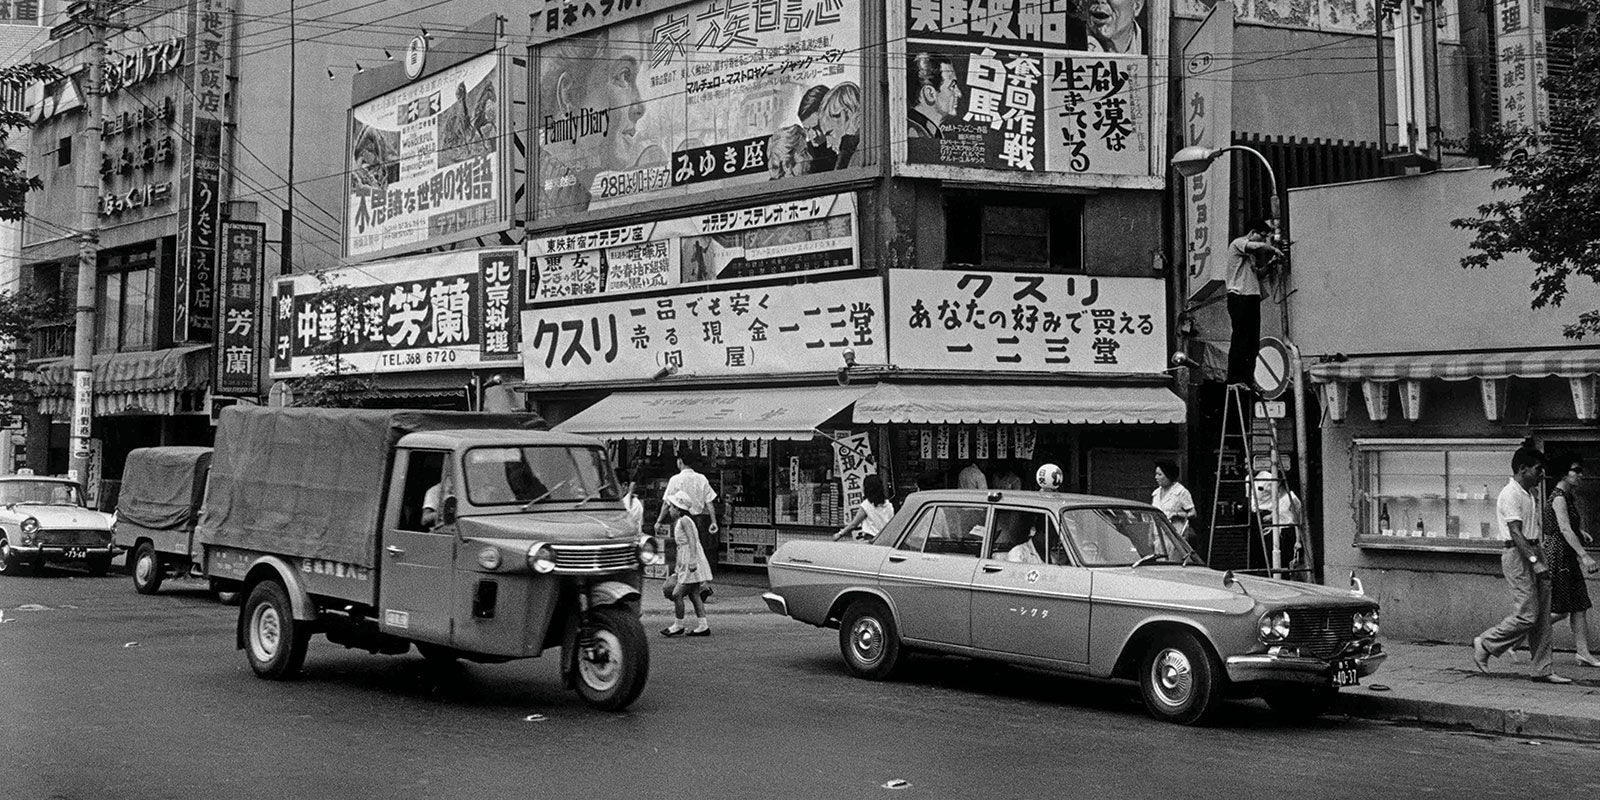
left=1167, top=352, right=1202, bottom=372
left=651, top=364, right=679, bottom=381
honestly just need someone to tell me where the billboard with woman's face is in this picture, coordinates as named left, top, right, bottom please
left=532, top=0, right=865, bottom=221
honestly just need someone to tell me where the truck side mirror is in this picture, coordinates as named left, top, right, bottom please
left=441, top=495, right=458, bottom=526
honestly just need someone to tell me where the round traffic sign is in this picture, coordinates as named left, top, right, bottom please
left=1254, top=336, right=1293, bottom=400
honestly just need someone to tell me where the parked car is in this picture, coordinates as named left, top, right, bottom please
left=763, top=489, right=1385, bottom=725
left=0, top=474, right=117, bottom=576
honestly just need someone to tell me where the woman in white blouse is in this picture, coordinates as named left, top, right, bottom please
left=835, top=475, right=896, bottom=542
left=1152, top=460, right=1196, bottom=540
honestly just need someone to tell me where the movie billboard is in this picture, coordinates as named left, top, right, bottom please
left=532, top=0, right=864, bottom=220
left=345, top=50, right=511, bottom=260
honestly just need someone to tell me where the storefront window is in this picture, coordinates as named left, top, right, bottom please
left=1356, top=439, right=1521, bottom=550
left=773, top=439, right=845, bottom=527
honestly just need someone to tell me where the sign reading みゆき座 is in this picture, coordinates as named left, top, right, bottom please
left=891, top=0, right=1167, bottom=187
left=270, top=249, right=522, bottom=378
left=526, top=193, right=858, bottom=302
left=889, top=270, right=1166, bottom=373
left=345, top=50, right=510, bottom=260
left=521, top=277, right=885, bottom=383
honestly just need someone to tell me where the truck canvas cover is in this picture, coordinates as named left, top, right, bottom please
left=195, top=406, right=545, bottom=568
left=118, top=446, right=213, bottom=533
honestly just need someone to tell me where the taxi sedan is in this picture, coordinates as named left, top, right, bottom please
left=0, top=476, right=116, bottom=577
left=764, top=490, right=1385, bottom=725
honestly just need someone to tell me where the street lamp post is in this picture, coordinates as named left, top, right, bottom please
left=1170, top=144, right=1315, bottom=581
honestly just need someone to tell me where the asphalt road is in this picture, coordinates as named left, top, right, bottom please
left=4, top=566, right=1600, bottom=800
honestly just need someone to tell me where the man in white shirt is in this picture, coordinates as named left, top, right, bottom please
left=655, top=452, right=720, bottom=598
left=1473, top=446, right=1570, bottom=683
left=958, top=462, right=988, bottom=490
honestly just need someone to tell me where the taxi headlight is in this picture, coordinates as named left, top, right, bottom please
left=637, top=535, right=662, bottom=566
left=1258, top=610, right=1292, bottom=643
left=1353, top=609, right=1381, bottom=636
left=476, top=546, right=502, bottom=571
left=527, top=544, right=556, bottom=574
left=20, top=517, right=38, bottom=535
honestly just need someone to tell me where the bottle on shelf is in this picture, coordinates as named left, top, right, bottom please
left=1415, top=516, right=1425, bottom=536
left=1378, top=502, right=1391, bottom=533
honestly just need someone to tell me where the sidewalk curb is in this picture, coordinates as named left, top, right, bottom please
left=1338, top=692, right=1600, bottom=742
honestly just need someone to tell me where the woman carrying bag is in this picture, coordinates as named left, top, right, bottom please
left=661, top=490, right=713, bottom=638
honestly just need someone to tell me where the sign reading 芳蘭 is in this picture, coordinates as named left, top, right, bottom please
left=521, top=277, right=885, bottom=383
left=889, top=270, right=1167, bottom=374
left=216, top=222, right=264, bottom=396
left=270, top=249, right=523, bottom=378
left=532, top=0, right=863, bottom=220
left=526, top=193, right=858, bottom=302
left=894, top=0, right=1165, bottom=184
left=345, top=50, right=509, bottom=261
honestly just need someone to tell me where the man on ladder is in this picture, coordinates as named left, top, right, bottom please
left=1225, top=218, right=1286, bottom=389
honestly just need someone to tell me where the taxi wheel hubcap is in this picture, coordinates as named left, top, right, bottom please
left=251, top=605, right=282, bottom=662
left=579, top=630, right=622, bottom=691
left=1152, top=648, right=1194, bottom=707
left=852, top=617, right=885, bottom=666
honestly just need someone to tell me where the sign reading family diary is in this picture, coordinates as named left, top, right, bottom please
left=345, top=50, right=510, bottom=260
left=270, top=249, right=522, bottom=378
left=889, top=270, right=1166, bottom=374
left=526, top=193, right=858, bottom=302
left=521, top=277, right=886, bottom=382
left=895, top=0, right=1163, bottom=183
left=532, top=0, right=863, bottom=219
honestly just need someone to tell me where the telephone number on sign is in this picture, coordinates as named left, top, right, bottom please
left=378, top=349, right=460, bottom=368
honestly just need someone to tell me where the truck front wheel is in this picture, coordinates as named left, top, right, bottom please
left=574, top=606, right=649, bottom=711
left=243, top=580, right=310, bottom=680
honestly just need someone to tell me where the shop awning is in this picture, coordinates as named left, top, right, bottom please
left=852, top=383, right=1186, bottom=425
left=32, top=345, right=211, bottom=416
left=1307, top=349, right=1600, bottom=383
left=553, top=385, right=871, bottom=441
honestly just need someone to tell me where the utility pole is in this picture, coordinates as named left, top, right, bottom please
left=68, top=0, right=107, bottom=486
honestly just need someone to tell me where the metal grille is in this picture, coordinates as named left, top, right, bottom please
left=551, top=543, right=638, bottom=573
left=1285, top=607, right=1364, bottom=660
left=38, top=529, right=112, bottom=547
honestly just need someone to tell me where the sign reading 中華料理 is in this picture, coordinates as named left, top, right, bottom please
left=532, top=0, right=864, bottom=220
left=269, top=249, right=522, bottom=378
left=216, top=221, right=265, bottom=396
left=346, top=50, right=509, bottom=260
left=889, top=270, right=1167, bottom=374
left=526, top=193, right=858, bottom=302
left=521, top=277, right=884, bottom=383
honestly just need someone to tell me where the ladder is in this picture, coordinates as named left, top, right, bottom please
left=1205, top=384, right=1313, bottom=579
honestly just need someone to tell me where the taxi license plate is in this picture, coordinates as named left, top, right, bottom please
left=1334, top=661, right=1360, bottom=686
left=64, top=547, right=86, bottom=559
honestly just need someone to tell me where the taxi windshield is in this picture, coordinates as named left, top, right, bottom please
left=1061, top=507, right=1197, bottom=567
left=462, top=446, right=619, bottom=507
left=0, top=480, right=83, bottom=507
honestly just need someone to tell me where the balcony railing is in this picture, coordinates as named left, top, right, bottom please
left=27, top=321, right=74, bottom=362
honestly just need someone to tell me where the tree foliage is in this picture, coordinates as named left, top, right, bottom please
left=285, top=273, right=376, bottom=408
left=1453, top=0, right=1600, bottom=340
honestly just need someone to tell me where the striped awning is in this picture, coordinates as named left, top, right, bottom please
left=32, top=345, right=212, bottom=416
left=852, top=383, right=1185, bottom=425
left=1308, top=349, right=1600, bottom=383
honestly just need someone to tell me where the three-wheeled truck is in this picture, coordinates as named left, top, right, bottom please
left=114, top=446, right=231, bottom=598
left=184, top=406, right=656, bottom=711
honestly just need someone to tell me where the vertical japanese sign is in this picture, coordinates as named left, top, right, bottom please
left=215, top=221, right=264, bottom=396
left=532, top=0, right=863, bottom=219
left=1182, top=2, right=1234, bottom=300
left=896, top=0, right=1162, bottom=181
left=175, top=0, right=230, bottom=342
left=345, top=50, right=510, bottom=260
left=889, top=270, right=1166, bottom=373
left=832, top=432, right=877, bottom=512
left=1494, top=0, right=1547, bottom=138
left=0, top=1, right=40, bottom=24
left=269, top=249, right=522, bottom=377
left=521, top=277, right=885, bottom=383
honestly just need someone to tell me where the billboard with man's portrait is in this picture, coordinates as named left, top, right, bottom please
left=893, top=0, right=1167, bottom=187
left=531, top=0, right=865, bottom=221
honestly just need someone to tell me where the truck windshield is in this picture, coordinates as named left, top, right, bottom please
left=462, top=446, right=619, bottom=507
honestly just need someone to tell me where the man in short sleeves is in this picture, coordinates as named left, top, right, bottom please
left=1473, top=446, right=1569, bottom=683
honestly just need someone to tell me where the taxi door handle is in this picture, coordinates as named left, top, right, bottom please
left=887, top=554, right=908, bottom=563
left=981, top=563, right=1004, bottom=573
left=385, top=545, right=405, bottom=557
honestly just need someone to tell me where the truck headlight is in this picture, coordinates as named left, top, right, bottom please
left=526, top=544, right=555, bottom=574
left=476, top=546, right=502, bottom=571
left=1258, top=610, right=1291, bottom=643
left=637, top=535, right=662, bottom=566
left=1353, top=609, right=1380, bottom=636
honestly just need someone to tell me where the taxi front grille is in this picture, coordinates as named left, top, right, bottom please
left=550, top=543, right=638, bottom=573
left=1285, top=608, right=1364, bottom=660
left=38, top=529, right=111, bottom=547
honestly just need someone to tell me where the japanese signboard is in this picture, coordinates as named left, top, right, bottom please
left=216, top=222, right=264, bottom=395
left=534, top=0, right=655, bottom=40
left=832, top=431, right=877, bottom=512
left=521, top=276, right=885, bottom=382
left=532, top=0, right=863, bottom=219
left=889, top=270, right=1166, bottom=374
left=1493, top=0, right=1547, bottom=137
left=527, top=193, right=858, bottom=302
left=346, top=50, right=510, bottom=260
left=269, top=248, right=523, bottom=378
left=1182, top=2, right=1233, bottom=301
left=174, top=0, right=230, bottom=343
left=1175, top=0, right=1458, bottom=40
left=0, top=1, right=38, bottom=24
left=894, top=0, right=1164, bottom=185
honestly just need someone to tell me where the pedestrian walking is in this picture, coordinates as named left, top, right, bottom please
left=1151, top=459, right=1196, bottom=542
left=660, top=490, right=712, bottom=638
left=834, top=474, right=895, bottom=541
left=655, top=450, right=719, bottom=602
left=1473, top=445, right=1571, bottom=683
left=1543, top=456, right=1600, bottom=668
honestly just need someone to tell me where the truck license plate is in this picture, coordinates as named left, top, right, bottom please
left=1334, top=661, right=1360, bottom=686
left=65, top=547, right=86, bottom=559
